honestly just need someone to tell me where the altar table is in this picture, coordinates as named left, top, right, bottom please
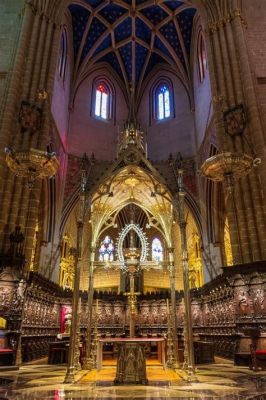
left=97, top=337, right=165, bottom=384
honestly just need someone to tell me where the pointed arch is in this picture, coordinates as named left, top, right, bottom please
left=98, top=235, right=115, bottom=262
left=151, top=237, right=163, bottom=262
left=91, top=76, right=116, bottom=122
left=151, top=77, right=175, bottom=122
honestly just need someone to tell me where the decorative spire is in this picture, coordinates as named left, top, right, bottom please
left=117, top=88, right=146, bottom=156
left=129, top=204, right=136, bottom=249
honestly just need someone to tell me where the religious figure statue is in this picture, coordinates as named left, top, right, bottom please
left=18, top=100, right=41, bottom=134
left=8, top=226, right=25, bottom=257
left=253, top=288, right=264, bottom=314
left=64, top=309, right=72, bottom=334
left=238, top=291, right=249, bottom=314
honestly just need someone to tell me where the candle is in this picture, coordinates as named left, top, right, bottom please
left=96, top=299, right=99, bottom=314
left=166, top=298, right=170, bottom=315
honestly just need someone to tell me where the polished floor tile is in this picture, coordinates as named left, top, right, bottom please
left=0, top=361, right=266, bottom=399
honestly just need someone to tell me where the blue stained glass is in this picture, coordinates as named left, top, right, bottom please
left=158, top=93, right=164, bottom=120
left=152, top=238, right=163, bottom=262
left=164, top=90, right=170, bottom=118
left=99, top=235, right=114, bottom=261
left=157, top=85, right=171, bottom=120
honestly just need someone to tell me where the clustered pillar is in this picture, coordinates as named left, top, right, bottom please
left=0, top=1, right=62, bottom=266
left=201, top=0, right=266, bottom=263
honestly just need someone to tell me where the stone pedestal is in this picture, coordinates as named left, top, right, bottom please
left=114, top=342, right=148, bottom=385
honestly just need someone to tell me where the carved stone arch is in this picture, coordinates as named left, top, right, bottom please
left=116, top=223, right=149, bottom=263
left=249, top=274, right=263, bottom=286
left=72, top=63, right=128, bottom=110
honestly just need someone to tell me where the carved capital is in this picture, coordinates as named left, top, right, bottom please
left=207, top=9, right=247, bottom=34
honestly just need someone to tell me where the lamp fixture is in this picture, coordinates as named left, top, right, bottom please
left=5, top=147, right=59, bottom=188
left=200, top=152, right=255, bottom=186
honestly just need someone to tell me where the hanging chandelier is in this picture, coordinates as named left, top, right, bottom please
left=200, top=152, right=257, bottom=192
left=5, top=147, right=59, bottom=188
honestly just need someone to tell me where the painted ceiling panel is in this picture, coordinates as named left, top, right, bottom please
left=97, top=51, right=123, bottom=78
left=136, top=17, right=151, bottom=45
left=119, top=43, right=132, bottom=82
left=69, top=1, right=196, bottom=92
left=114, top=17, right=132, bottom=43
left=81, top=17, right=107, bottom=63
left=69, top=4, right=90, bottom=58
left=144, top=53, right=166, bottom=80
left=164, top=1, right=184, bottom=11
left=159, top=21, right=185, bottom=67
left=154, top=36, right=172, bottom=60
left=83, top=0, right=102, bottom=7
left=99, top=4, right=128, bottom=24
left=93, top=34, right=112, bottom=57
left=135, top=43, right=148, bottom=82
left=177, top=8, right=197, bottom=56
left=140, top=6, right=168, bottom=25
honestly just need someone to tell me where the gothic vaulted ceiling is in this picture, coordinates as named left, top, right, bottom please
left=68, top=0, right=197, bottom=102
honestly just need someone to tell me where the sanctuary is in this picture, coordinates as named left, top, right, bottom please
left=0, top=0, right=266, bottom=399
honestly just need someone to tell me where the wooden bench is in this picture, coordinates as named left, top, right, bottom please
left=0, top=349, right=14, bottom=366
left=250, top=345, right=266, bottom=371
left=48, top=341, right=68, bottom=364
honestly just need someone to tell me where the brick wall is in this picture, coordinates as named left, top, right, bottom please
left=93, top=269, right=120, bottom=290
left=0, top=0, right=23, bottom=113
left=243, top=0, right=266, bottom=140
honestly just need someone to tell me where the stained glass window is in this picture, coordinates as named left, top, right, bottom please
left=152, top=238, right=163, bottom=262
left=198, top=32, right=207, bottom=82
left=95, top=83, right=109, bottom=119
left=99, top=235, right=114, bottom=262
left=58, top=29, right=67, bottom=81
left=157, top=85, right=171, bottom=120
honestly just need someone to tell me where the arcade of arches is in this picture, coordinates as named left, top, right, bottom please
left=1, top=0, right=266, bottom=399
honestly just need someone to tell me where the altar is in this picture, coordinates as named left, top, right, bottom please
left=97, top=337, right=166, bottom=385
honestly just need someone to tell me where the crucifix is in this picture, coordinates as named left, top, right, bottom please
left=123, top=205, right=141, bottom=337
left=124, top=267, right=141, bottom=337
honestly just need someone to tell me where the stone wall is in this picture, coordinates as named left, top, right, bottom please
left=0, top=0, right=23, bottom=111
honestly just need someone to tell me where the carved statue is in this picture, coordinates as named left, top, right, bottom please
left=192, top=305, right=201, bottom=326
left=11, top=282, right=25, bottom=313
left=8, top=226, right=25, bottom=257
left=253, top=288, right=264, bottom=314
left=0, top=287, right=12, bottom=312
left=18, top=100, right=41, bottom=134
left=238, top=291, right=249, bottom=314
left=64, top=309, right=72, bottom=334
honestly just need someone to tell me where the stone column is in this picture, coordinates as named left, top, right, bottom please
left=199, top=0, right=266, bottom=263
left=0, top=1, right=62, bottom=267
left=83, top=246, right=95, bottom=370
left=168, top=247, right=180, bottom=368
left=64, top=219, right=84, bottom=383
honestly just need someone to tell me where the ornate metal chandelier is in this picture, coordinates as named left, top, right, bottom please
left=5, top=147, right=59, bottom=188
left=5, top=89, right=59, bottom=188
left=200, top=152, right=255, bottom=189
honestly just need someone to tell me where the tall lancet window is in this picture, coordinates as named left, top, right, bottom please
left=152, top=238, right=163, bottom=262
left=197, top=31, right=207, bottom=82
left=58, top=28, right=68, bottom=81
left=99, top=235, right=114, bottom=262
left=95, top=83, right=109, bottom=119
left=157, top=85, right=171, bottom=120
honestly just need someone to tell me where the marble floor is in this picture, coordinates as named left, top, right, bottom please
left=0, top=360, right=266, bottom=400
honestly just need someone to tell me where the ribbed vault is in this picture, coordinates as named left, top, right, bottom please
left=68, top=0, right=197, bottom=104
